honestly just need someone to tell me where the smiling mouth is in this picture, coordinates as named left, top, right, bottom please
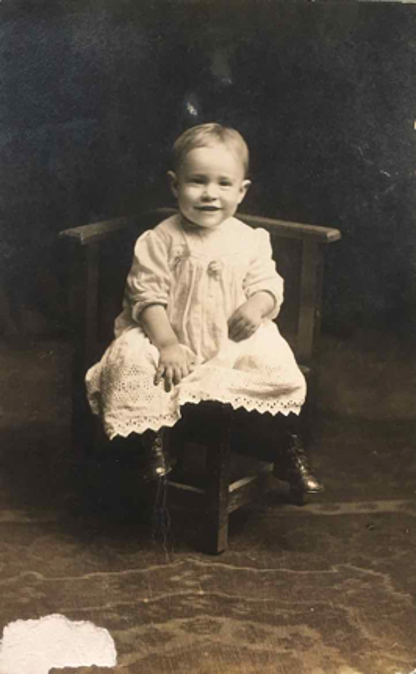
left=196, top=206, right=221, bottom=212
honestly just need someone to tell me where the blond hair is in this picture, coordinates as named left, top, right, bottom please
left=173, top=123, right=249, bottom=176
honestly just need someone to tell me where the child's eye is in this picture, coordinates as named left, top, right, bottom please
left=189, top=177, right=205, bottom=185
left=219, top=180, right=232, bottom=187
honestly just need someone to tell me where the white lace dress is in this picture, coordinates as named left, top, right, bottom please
left=86, top=214, right=306, bottom=439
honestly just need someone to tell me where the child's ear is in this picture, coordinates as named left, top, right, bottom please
left=168, top=171, right=179, bottom=198
left=238, top=179, right=251, bottom=204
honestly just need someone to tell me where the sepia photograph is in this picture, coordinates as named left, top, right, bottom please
left=0, top=0, right=415, bottom=672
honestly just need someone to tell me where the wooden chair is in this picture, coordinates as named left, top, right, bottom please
left=59, top=207, right=341, bottom=553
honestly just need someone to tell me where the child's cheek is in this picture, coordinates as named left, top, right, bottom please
left=182, top=187, right=192, bottom=200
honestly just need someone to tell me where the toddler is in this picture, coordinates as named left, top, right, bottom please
left=86, top=123, right=323, bottom=493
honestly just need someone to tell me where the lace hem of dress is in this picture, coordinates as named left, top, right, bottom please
left=178, top=390, right=303, bottom=416
left=100, top=394, right=302, bottom=440
left=103, top=411, right=182, bottom=440
left=86, top=359, right=306, bottom=439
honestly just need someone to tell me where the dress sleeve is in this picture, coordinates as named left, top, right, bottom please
left=243, top=228, right=284, bottom=320
left=125, top=230, right=171, bottom=323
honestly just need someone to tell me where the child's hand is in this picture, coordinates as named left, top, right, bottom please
left=155, top=344, right=196, bottom=392
left=228, top=300, right=263, bottom=342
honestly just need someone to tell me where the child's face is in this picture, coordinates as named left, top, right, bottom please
left=169, top=144, right=250, bottom=230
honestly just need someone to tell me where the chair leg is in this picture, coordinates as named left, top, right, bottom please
left=203, top=405, right=231, bottom=555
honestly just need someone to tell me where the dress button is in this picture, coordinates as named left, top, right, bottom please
left=207, top=260, right=223, bottom=278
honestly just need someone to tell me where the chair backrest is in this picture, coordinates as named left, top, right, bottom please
left=60, top=207, right=341, bottom=373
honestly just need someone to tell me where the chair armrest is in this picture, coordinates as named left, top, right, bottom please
left=58, top=208, right=177, bottom=246
left=238, top=213, right=341, bottom=243
left=59, top=216, right=138, bottom=246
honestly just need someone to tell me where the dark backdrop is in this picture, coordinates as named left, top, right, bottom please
left=1, top=0, right=415, bottom=333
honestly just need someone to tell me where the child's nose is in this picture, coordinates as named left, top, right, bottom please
left=202, top=183, right=218, bottom=200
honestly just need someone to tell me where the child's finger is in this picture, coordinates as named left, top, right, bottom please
left=231, top=330, right=245, bottom=342
left=232, top=321, right=252, bottom=341
left=183, top=360, right=195, bottom=378
left=229, top=325, right=241, bottom=341
left=177, top=357, right=196, bottom=382
left=164, top=366, right=174, bottom=392
left=229, top=317, right=245, bottom=339
left=228, top=314, right=240, bottom=331
left=180, top=365, right=189, bottom=380
left=154, top=365, right=164, bottom=385
left=228, top=316, right=237, bottom=334
left=172, top=366, right=182, bottom=386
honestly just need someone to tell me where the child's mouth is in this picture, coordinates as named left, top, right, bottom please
left=196, top=206, right=221, bottom=212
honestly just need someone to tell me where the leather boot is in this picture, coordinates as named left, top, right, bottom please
left=274, top=432, right=324, bottom=494
left=139, top=429, right=176, bottom=482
